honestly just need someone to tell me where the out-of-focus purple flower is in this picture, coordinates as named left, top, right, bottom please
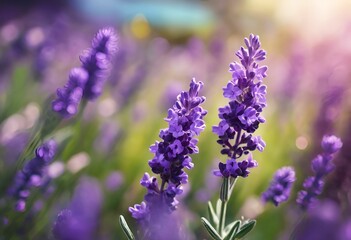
left=311, top=155, right=334, bottom=177
left=52, top=177, right=103, bottom=240
left=94, top=121, right=120, bottom=154
left=115, top=63, right=147, bottom=108
left=325, top=121, right=351, bottom=212
left=262, top=166, right=296, bottom=206
left=321, top=135, right=343, bottom=154
left=8, top=139, right=57, bottom=211
left=52, top=68, right=88, bottom=118
left=129, top=79, right=207, bottom=237
left=297, top=135, right=342, bottom=210
left=212, top=34, right=268, bottom=179
left=129, top=204, right=192, bottom=240
left=294, top=200, right=342, bottom=240
left=80, top=27, right=117, bottom=100
left=104, top=171, right=124, bottom=191
left=187, top=37, right=204, bottom=59
left=51, top=27, right=117, bottom=118
left=312, top=85, right=345, bottom=146
left=52, top=209, right=73, bottom=239
left=209, top=34, right=224, bottom=59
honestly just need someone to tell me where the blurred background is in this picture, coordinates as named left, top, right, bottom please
left=0, top=0, right=351, bottom=239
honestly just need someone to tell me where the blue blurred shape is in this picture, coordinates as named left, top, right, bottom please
left=72, top=0, right=215, bottom=32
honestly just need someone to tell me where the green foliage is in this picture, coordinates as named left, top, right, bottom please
left=201, top=217, right=222, bottom=240
left=119, top=215, right=135, bottom=240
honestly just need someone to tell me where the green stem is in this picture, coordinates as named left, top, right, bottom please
left=218, top=199, right=227, bottom=236
left=218, top=177, right=238, bottom=237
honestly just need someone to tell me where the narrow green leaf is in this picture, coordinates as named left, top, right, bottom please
left=40, top=107, right=62, bottom=139
left=223, top=220, right=240, bottom=240
left=235, top=220, right=256, bottom=239
left=224, top=220, right=241, bottom=236
left=207, top=201, right=219, bottom=227
left=201, top=217, right=223, bottom=240
left=216, top=199, right=222, bottom=217
left=119, top=215, right=135, bottom=240
left=16, top=132, right=41, bottom=169
left=220, top=177, right=230, bottom=202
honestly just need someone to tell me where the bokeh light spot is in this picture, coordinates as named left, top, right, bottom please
left=296, top=136, right=308, bottom=150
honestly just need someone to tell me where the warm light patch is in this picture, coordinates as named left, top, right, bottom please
left=296, top=136, right=308, bottom=150
left=130, top=14, right=151, bottom=39
left=67, top=152, right=90, bottom=173
left=98, top=98, right=117, bottom=117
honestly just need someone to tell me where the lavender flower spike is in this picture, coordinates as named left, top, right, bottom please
left=80, top=27, right=118, bottom=100
left=8, top=139, right=57, bottom=211
left=129, top=78, right=207, bottom=235
left=213, top=34, right=268, bottom=179
left=52, top=68, right=88, bottom=118
left=262, top=166, right=296, bottom=206
left=52, top=27, right=117, bottom=118
left=297, top=135, right=342, bottom=210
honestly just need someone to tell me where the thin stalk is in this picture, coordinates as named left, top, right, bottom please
left=218, top=198, right=227, bottom=236
left=218, top=177, right=238, bottom=237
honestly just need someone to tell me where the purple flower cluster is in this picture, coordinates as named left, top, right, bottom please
left=213, top=34, right=268, bottom=178
left=52, top=27, right=117, bottom=118
left=52, top=177, right=103, bottom=240
left=129, top=79, right=207, bottom=222
left=296, top=135, right=343, bottom=210
left=262, top=167, right=296, bottom=206
left=8, top=140, right=57, bottom=212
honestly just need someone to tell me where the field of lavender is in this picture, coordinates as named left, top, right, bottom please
left=1, top=1, right=351, bottom=240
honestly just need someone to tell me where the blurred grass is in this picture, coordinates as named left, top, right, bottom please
left=1, top=65, right=33, bottom=122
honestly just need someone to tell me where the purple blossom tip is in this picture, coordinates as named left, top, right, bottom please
left=81, top=27, right=118, bottom=100
left=129, top=202, right=149, bottom=220
left=321, top=135, right=343, bottom=154
left=35, top=139, right=57, bottom=162
left=140, top=173, right=158, bottom=191
left=262, top=167, right=296, bottom=206
left=91, top=27, right=118, bottom=57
